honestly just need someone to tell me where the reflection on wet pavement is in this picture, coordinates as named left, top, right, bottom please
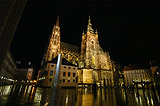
left=0, top=85, right=160, bottom=106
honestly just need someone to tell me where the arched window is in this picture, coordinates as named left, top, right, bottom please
left=91, top=40, right=95, bottom=49
left=54, top=40, right=56, bottom=45
left=52, top=53, right=54, bottom=58
left=92, top=56, right=95, bottom=65
left=54, top=34, right=57, bottom=39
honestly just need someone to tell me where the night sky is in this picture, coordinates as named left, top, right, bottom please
left=11, top=1, right=160, bottom=70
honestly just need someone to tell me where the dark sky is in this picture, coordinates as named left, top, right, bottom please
left=11, top=1, right=160, bottom=69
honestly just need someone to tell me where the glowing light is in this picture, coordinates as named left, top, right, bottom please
left=85, top=88, right=87, bottom=94
left=151, top=98, right=154, bottom=105
left=31, top=87, right=35, bottom=94
left=33, top=80, right=37, bottom=83
left=44, top=102, right=49, bottom=106
left=66, top=94, right=68, bottom=104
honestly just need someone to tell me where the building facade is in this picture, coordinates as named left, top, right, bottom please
left=40, top=16, right=115, bottom=87
left=0, top=50, right=17, bottom=86
left=123, top=64, right=154, bottom=88
left=38, top=58, right=78, bottom=87
left=78, top=16, right=114, bottom=87
left=150, top=61, right=160, bottom=87
left=80, top=16, right=112, bottom=70
left=0, top=0, right=26, bottom=69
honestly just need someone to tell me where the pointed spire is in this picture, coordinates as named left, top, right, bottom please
left=56, top=15, right=59, bottom=26
left=95, top=29, right=98, bottom=34
left=82, top=30, right=85, bottom=35
left=87, top=15, right=94, bottom=33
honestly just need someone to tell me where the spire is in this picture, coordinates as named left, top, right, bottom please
left=82, top=30, right=85, bottom=35
left=56, top=15, right=59, bottom=26
left=87, top=15, right=94, bottom=33
left=95, top=29, right=98, bottom=34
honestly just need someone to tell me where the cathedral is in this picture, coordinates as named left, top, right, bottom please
left=40, top=15, right=115, bottom=87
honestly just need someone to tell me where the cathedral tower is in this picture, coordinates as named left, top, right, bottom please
left=45, top=16, right=60, bottom=62
left=81, top=16, right=100, bottom=69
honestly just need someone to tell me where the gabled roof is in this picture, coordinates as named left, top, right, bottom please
left=123, top=63, right=150, bottom=71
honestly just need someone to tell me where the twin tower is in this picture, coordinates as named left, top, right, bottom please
left=44, top=15, right=113, bottom=71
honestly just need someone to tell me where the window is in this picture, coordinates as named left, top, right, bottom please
left=52, top=53, right=54, bottom=58
left=64, top=66, right=66, bottom=68
left=63, top=79, right=65, bottom=82
left=49, top=79, right=52, bottom=82
left=91, top=41, right=95, bottom=49
left=51, top=65, right=54, bottom=67
left=91, top=40, right=94, bottom=44
left=73, top=80, right=75, bottom=82
left=63, top=72, right=66, bottom=76
left=68, top=80, right=70, bottom=82
left=68, top=72, right=70, bottom=77
left=50, top=71, right=53, bottom=76
left=73, top=67, right=75, bottom=70
left=68, top=67, right=71, bottom=69
left=73, top=73, right=75, bottom=77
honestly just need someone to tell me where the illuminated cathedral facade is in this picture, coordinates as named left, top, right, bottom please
left=41, top=16, right=115, bottom=87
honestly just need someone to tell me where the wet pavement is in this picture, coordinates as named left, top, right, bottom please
left=0, top=85, right=160, bottom=106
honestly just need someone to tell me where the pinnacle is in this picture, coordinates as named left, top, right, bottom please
left=56, top=15, right=59, bottom=26
left=87, top=15, right=94, bottom=33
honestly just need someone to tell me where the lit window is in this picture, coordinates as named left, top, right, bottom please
left=73, top=73, right=75, bottom=77
left=157, top=72, right=159, bottom=74
left=68, top=72, right=70, bottom=77
left=63, top=72, right=66, bottom=76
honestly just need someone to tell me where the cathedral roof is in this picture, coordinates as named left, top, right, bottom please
left=99, top=45, right=103, bottom=51
left=60, top=42, right=80, bottom=53
left=48, top=56, right=77, bottom=67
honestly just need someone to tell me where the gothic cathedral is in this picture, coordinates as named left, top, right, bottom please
left=42, top=15, right=115, bottom=87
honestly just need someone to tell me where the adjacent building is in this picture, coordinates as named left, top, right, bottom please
left=123, top=64, right=154, bottom=88
left=16, top=61, right=34, bottom=81
left=150, top=60, right=160, bottom=87
left=0, top=0, right=26, bottom=70
left=0, top=50, right=17, bottom=86
left=38, top=57, right=78, bottom=87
